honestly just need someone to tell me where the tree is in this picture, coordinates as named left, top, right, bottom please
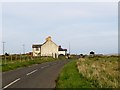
left=90, top=51, right=95, bottom=55
left=79, top=54, right=84, bottom=58
left=5, top=52, right=9, bottom=56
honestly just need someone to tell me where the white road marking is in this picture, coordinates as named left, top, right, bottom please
left=26, top=69, right=38, bottom=76
left=41, top=65, right=49, bottom=68
left=3, top=78, right=20, bottom=89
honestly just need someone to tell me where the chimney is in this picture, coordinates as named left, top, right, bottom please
left=59, top=45, right=61, bottom=48
left=46, top=36, right=52, bottom=41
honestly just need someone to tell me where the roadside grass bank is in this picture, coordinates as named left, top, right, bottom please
left=77, top=56, right=120, bottom=88
left=56, top=56, right=120, bottom=88
left=2, top=56, right=56, bottom=72
left=56, top=60, right=94, bottom=88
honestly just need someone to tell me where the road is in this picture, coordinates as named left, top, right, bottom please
left=2, top=60, right=70, bottom=89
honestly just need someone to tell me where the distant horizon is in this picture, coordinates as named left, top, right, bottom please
left=0, top=51, right=119, bottom=56
left=1, top=2, right=118, bottom=55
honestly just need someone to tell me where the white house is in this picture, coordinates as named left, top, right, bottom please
left=32, top=36, right=67, bottom=58
left=58, top=46, right=67, bottom=55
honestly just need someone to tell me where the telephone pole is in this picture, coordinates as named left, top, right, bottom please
left=2, top=42, right=5, bottom=55
left=69, top=42, right=71, bottom=55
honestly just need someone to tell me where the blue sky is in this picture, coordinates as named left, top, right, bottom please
left=1, top=2, right=118, bottom=55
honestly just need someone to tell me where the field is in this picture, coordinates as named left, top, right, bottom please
left=77, top=55, right=120, bottom=88
left=56, top=55, right=120, bottom=88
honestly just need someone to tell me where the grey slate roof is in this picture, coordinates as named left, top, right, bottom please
left=58, top=46, right=67, bottom=51
left=32, top=44, right=42, bottom=48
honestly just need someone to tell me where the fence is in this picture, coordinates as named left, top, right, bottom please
left=0, top=54, right=42, bottom=65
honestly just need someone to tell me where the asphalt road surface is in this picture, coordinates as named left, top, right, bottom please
left=2, top=60, right=70, bottom=89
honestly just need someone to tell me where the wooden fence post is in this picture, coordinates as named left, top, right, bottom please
left=20, top=54, right=22, bottom=62
left=31, top=56, right=33, bottom=60
left=5, top=55, right=6, bottom=65
left=11, top=55, right=12, bottom=63
left=15, top=54, right=17, bottom=61
left=21, top=54, right=22, bottom=62
left=27, top=55, right=28, bottom=61
left=28, top=55, right=30, bottom=61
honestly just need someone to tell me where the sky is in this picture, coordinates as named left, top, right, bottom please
left=0, top=2, right=118, bottom=55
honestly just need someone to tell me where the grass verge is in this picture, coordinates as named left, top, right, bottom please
left=56, top=60, right=94, bottom=88
left=2, top=57, right=56, bottom=72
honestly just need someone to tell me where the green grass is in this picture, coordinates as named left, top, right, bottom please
left=2, top=56, right=56, bottom=72
left=56, top=60, right=94, bottom=88
left=56, top=56, right=120, bottom=88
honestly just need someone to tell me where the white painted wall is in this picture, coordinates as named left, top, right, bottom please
left=33, top=48, right=41, bottom=56
left=58, top=51, right=66, bottom=55
left=41, top=40, right=58, bottom=58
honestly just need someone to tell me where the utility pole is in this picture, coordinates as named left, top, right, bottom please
left=22, top=44, right=25, bottom=54
left=2, top=42, right=5, bottom=55
left=69, top=42, right=71, bottom=55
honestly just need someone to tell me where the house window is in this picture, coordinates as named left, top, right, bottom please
left=36, top=48, right=39, bottom=51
